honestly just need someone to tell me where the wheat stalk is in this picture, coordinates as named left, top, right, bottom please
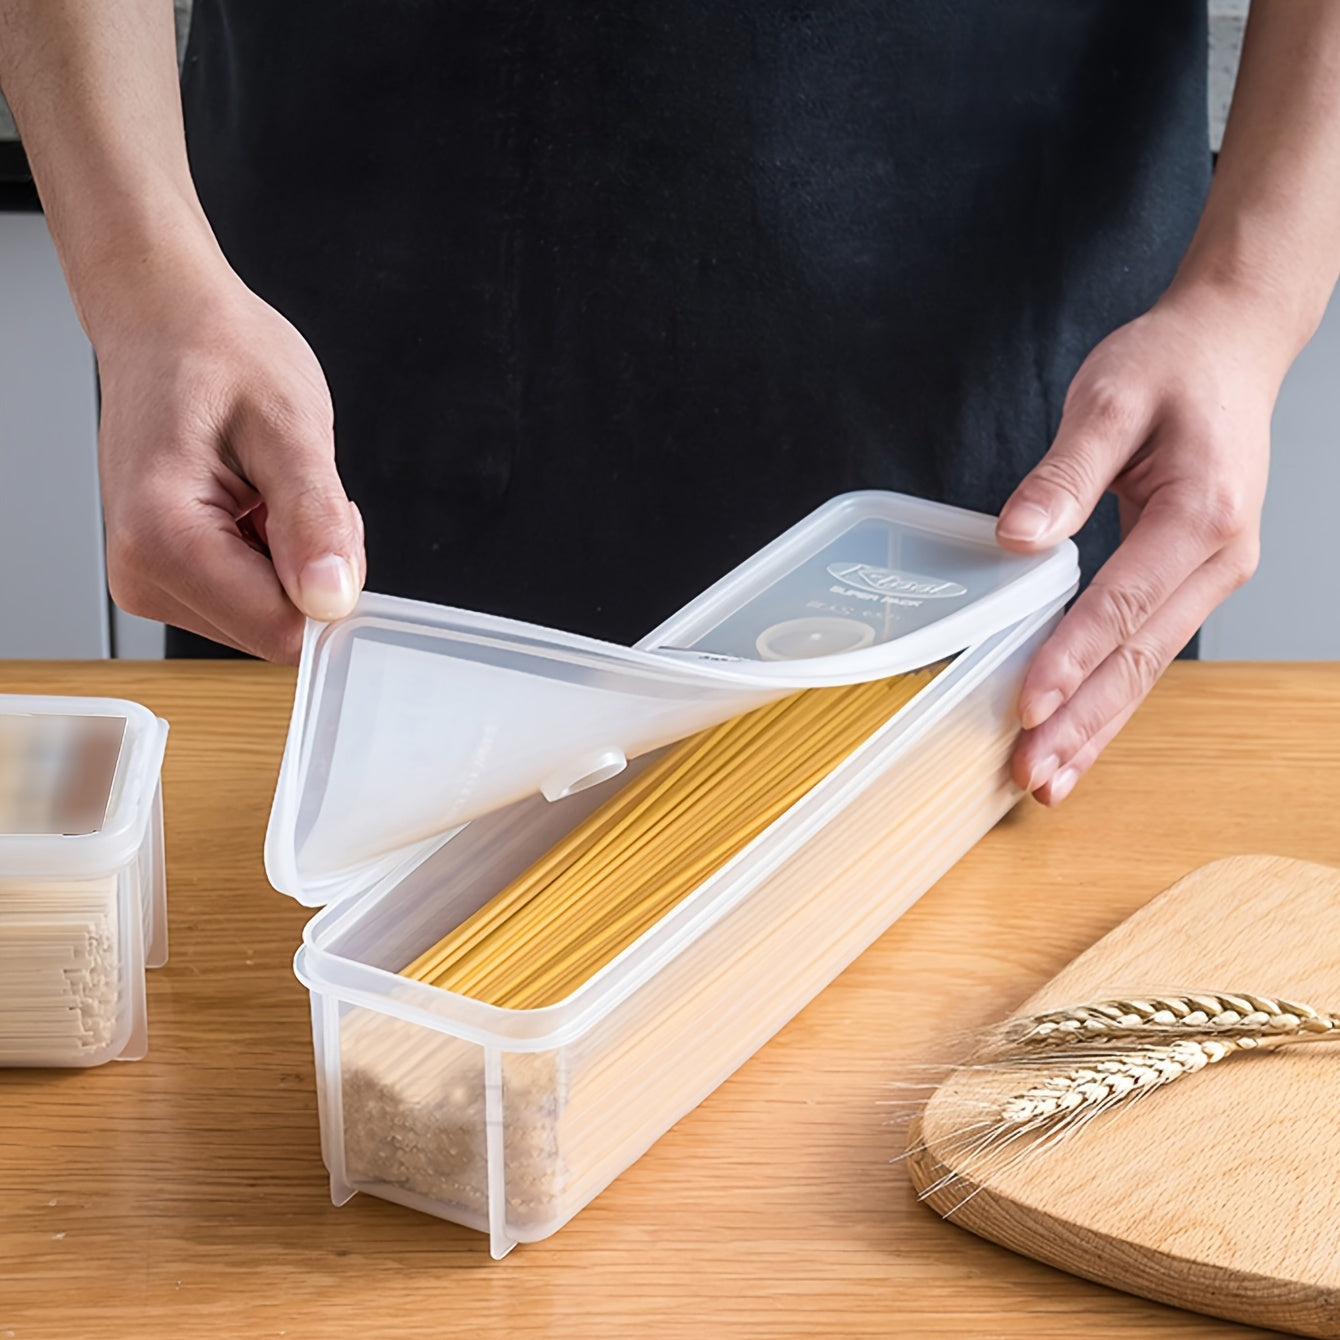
left=987, top=990, right=1340, bottom=1132
left=910, top=1037, right=1250, bottom=1210
left=905, top=990, right=1340, bottom=1212
left=999, top=991, right=1340, bottom=1050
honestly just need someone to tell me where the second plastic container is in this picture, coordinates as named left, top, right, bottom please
left=0, top=696, right=168, bottom=1067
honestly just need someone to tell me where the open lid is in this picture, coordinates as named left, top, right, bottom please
left=265, top=490, right=1078, bottom=906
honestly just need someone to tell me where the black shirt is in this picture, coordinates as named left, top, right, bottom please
left=179, top=1, right=1210, bottom=647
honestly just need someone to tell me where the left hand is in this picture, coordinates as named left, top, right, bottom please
left=995, top=289, right=1278, bottom=804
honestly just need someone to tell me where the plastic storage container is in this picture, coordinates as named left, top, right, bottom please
left=0, top=696, right=168, bottom=1066
left=266, top=492, right=1078, bottom=1256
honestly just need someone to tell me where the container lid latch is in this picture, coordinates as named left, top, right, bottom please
left=540, top=749, right=629, bottom=802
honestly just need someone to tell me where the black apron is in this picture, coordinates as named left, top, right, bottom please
left=176, top=1, right=1210, bottom=652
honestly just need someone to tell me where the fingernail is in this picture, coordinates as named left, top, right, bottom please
left=1048, top=766, right=1080, bottom=804
left=1026, top=753, right=1061, bottom=793
left=998, top=502, right=1052, bottom=544
left=1021, top=689, right=1064, bottom=731
left=298, top=553, right=358, bottom=621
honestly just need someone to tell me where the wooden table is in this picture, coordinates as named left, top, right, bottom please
left=1, top=661, right=1337, bottom=1340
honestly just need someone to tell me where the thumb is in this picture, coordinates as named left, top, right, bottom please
left=237, top=416, right=364, bottom=622
left=996, top=383, right=1152, bottom=551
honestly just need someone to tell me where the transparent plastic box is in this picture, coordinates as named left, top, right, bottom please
left=0, top=697, right=169, bottom=1067
left=266, top=492, right=1078, bottom=1255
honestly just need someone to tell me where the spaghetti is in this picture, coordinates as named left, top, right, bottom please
left=403, top=666, right=943, bottom=1008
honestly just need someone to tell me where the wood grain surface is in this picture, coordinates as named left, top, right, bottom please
left=909, top=855, right=1340, bottom=1338
left=0, top=660, right=1338, bottom=1340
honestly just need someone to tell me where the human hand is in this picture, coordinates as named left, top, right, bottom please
left=995, top=291, right=1277, bottom=804
left=94, top=262, right=365, bottom=662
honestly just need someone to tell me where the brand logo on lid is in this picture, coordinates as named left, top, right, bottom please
left=826, top=562, right=967, bottom=600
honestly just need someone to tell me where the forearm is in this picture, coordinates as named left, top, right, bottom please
left=1166, top=0, right=1340, bottom=374
left=0, top=0, right=228, bottom=338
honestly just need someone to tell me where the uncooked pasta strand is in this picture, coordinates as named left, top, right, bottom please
left=480, top=675, right=930, bottom=1002
left=467, top=685, right=904, bottom=1003
left=441, top=679, right=900, bottom=1001
left=403, top=666, right=942, bottom=1007
left=491, top=679, right=929, bottom=1007
left=441, top=682, right=891, bottom=997
left=422, top=672, right=932, bottom=1003
left=403, top=693, right=797, bottom=985
left=400, top=693, right=796, bottom=982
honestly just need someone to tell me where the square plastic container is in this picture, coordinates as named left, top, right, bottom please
left=0, top=697, right=169, bottom=1066
left=266, top=491, right=1079, bottom=1256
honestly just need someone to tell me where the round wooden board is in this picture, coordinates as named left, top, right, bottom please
left=907, top=854, right=1340, bottom=1339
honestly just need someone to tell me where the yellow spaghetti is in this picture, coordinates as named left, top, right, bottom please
left=402, top=665, right=943, bottom=1008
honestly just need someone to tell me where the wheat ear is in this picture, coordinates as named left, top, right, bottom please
left=996, top=1038, right=1239, bottom=1128
left=906, top=992, right=1340, bottom=1212
left=909, top=1039, right=1243, bottom=1212
left=999, top=991, right=1340, bottom=1051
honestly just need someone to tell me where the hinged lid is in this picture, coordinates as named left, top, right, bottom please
left=265, top=491, right=1077, bottom=906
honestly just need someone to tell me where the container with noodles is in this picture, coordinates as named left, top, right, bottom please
left=0, top=696, right=168, bottom=1066
left=265, top=491, right=1079, bottom=1256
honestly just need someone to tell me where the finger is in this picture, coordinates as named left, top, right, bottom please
left=1030, top=693, right=1145, bottom=807
left=236, top=503, right=270, bottom=557
left=108, top=543, right=255, bottom=657
left=1012, top=545, right=1253, bottom=794
left=133, top=503, right=311, bottom=663
left=172, top=505, right=363, bottom=657
left=1016, top=486, right=1222, bottom=729
left=231, top=404, right=362, bottom=622
left=996, top=381, right=1154, bottom=550
left=132, top=589, right=253, bottom=658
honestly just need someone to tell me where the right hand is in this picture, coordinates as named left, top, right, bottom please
left=94, top=264, right=365, bottom=662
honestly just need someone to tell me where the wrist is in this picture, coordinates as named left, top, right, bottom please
left=1162, top=221, right=1330, bottom=381
left=50, top=183, right=237, bottom=348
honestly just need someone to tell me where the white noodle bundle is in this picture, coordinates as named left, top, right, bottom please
left=0, top=875, right=120, bottom=1063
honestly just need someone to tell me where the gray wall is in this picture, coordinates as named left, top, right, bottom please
left=1201, top=293, right=1340, bottom=659
left=0, top=213, right=107, bottom=658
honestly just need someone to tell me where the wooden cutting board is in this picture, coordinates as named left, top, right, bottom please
left=906, top=854, right=1340, bottom=1339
